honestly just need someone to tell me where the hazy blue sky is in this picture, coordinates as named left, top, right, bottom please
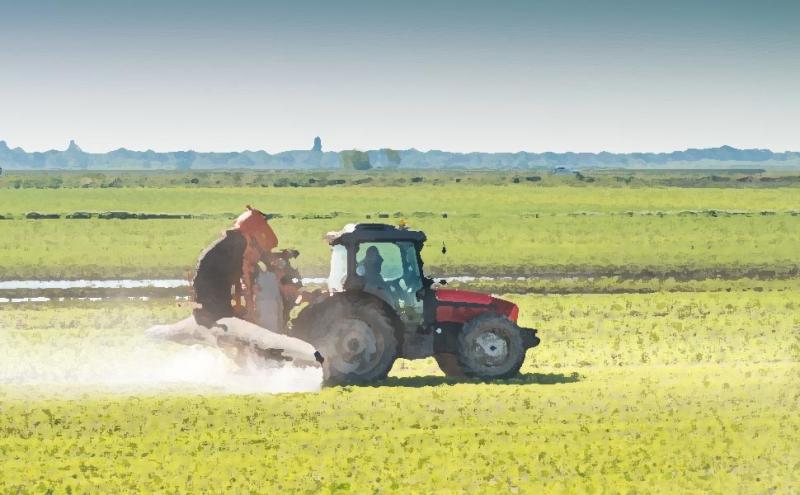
left=1, top=0, right=798, bottom=152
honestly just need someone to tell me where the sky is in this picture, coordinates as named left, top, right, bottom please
left=0, top=0, right=798, bottom=153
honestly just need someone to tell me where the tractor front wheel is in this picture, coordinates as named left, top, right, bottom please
left=456, top=314, right=526, bottom=379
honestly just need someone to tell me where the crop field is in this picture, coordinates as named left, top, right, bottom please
left=0, top=183, right=798, bottom=279
left=1, top=174, right=798, bottom=493
left=1, top=291, right=798, bottom=493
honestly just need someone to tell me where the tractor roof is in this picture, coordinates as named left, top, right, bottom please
left=327, top=223, right=426, bottom=246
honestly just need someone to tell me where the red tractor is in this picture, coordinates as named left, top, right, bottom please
left=290, top=223, right=540, bottom=385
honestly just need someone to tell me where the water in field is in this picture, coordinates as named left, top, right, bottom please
left=0, top=279, right=191, bottom=290
left=0, top=275, right=522, bottom=303
left=0, top=276, right=507, bottom=291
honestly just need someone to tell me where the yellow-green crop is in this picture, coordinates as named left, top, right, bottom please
left=1, top=290, right=798, bottom=493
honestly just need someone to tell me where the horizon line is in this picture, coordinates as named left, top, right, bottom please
left=1, top=140, right=797, bottom=156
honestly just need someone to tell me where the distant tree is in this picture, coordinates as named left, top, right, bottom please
left=227, top=154, right=254, bottom=168
left=172, top=151, right=196, bottom=170
left=380, top=148, right=401, bottom=168
left=340, top=150, right=372, bottom=170
left=312, top=136, right=322, bottom=152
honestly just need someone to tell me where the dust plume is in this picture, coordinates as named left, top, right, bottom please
left=0, top=336, right=323, bottom=396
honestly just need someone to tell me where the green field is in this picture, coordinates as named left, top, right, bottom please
left=1, top=291, right=798, bottom=493
left=1, top=173, right=798, bottom=493
left=1, top=185, right=798, bottom=279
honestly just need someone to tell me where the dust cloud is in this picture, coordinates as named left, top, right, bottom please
left=0, top=340, right=323, bottom=396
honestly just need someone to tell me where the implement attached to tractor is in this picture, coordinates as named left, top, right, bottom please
left=288, top=223, right=540, bottom=385
left=151, top=220, right=540, bottom=386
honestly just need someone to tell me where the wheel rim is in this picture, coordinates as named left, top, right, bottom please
left=472, top=331, right=509, bottom=367
left=323, top=318, right=382, bottom=375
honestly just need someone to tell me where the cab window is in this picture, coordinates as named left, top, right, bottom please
left=355, top=241, right=423, bottom=315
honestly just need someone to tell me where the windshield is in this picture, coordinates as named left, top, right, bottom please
left=328, top=241, right=423, bottom=294
left=354, top=241, right=424, bottom=323
left=355, top=241, right=421, bottom=289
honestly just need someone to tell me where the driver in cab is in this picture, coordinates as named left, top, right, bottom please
left=360, top=246, right=390, bottom=298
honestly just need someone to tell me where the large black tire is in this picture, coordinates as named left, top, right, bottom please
left=292, top=293, right=398, bottom=385
left=456, top=313, right=526, bottom=379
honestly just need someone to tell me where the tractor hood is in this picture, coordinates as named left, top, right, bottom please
left=435, top=289, right=519, bottom=323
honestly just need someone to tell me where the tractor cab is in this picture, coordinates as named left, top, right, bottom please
left=327, top=223, right=429, bottom=325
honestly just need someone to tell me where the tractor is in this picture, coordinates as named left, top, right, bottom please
left=289, top=223, right=540, bottom=385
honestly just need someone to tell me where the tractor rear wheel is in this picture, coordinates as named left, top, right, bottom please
left=292, top=294, right=398, bottom=386
left=456, top=314, right=525, bottom=379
